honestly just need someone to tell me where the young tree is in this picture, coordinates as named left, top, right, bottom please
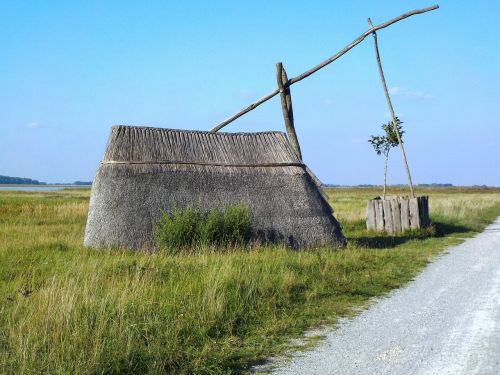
left=368, top=117, right=404, bottom=198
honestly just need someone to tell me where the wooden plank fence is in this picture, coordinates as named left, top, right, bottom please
left=366, top=196, right=429, bottom=234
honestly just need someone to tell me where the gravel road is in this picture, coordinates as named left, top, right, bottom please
left=271, top=217, right=500, bottom=375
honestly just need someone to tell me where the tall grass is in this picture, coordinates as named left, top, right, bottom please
left=1, top=187, right=499, bottom=373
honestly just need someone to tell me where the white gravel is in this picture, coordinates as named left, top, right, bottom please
left=271, top=217, right=500, bottom=375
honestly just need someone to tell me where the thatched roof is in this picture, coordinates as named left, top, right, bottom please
left=84, top=125, right=345, bottom=249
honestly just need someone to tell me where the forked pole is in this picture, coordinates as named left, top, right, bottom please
left=276, top=62, right=302, bottom=160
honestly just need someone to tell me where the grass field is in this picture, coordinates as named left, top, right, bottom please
left=1, top=187, right=500, bottom=374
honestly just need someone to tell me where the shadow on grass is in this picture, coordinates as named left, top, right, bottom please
left=348, top=220, right=472, bottom=249
left=433, top=221, right=470, bottom=237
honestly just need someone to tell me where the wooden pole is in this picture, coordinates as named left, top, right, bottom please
left=210, top=89, right=280, bottom=133
left=276, top=62, right=302, bottom=160
left=367, top=17, right=415, bottom=198
left=210, top=5, right=438, bottom=132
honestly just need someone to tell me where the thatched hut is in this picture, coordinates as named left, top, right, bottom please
left=84, top=125, right=345, bottom=249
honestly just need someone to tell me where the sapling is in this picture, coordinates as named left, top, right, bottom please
left=368, top=117, right=404, bottom=199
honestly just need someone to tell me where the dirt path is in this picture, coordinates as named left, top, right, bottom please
left=271, top=218, right=500, bottom=375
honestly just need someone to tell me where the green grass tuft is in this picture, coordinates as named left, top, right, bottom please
left=155, top=203, right=252, bottom=252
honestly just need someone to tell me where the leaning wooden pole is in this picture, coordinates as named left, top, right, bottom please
left=276, top=62, right=302, bottom=160
left=368, top=17, right=415, bottom=198
left=210, top=5, right=438, bottom=132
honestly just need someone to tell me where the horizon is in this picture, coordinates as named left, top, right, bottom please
left=2, top=172, right=499, bottom=189
left=1, top=1, right=499, bottom=185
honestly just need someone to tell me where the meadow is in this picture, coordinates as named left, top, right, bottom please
left=1, top=187, right=500, bottom=374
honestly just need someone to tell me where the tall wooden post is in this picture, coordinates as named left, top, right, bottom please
left=368, top=18, right=415, bottom=198
left=276, top=62, right=302, bottom=160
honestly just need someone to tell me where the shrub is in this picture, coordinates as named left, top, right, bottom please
left=155, top=203, right=252, bottom=251
left=155, top=205, right=202, bottom=250
left=218, top=204, right=252, bottom=245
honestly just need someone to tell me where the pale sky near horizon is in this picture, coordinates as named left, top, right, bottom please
left=1, top=1, right=499, bottom=185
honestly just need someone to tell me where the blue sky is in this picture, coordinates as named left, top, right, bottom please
left=1, top=1, right=499, bottom=185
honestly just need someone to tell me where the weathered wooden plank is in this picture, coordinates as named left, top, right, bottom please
left=425, top=196, right=430, bottom=226
left=373, top=200, right=379, bottom=230
left=391, top=198, right=402, bottom=233
left=409, top=197, right=421, bottom=229
left=383, top=199, right=394, bottom=234
left=419, top=196, right=430, bottom=227
left=366, top=200, right=376, bottom=230
left=400, top=197, right=410, bottom=231
left=375, top=200, right=385, bottom=232
left=418, top=196, right=424, bottom=227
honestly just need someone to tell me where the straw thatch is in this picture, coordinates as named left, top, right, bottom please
left=84, top=125, right=345, bottom=249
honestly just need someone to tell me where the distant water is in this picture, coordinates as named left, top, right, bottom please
left=0, top=185, right=90, bottom=192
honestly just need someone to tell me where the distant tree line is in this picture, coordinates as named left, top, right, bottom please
left=73, top=181, right=92, bottom=185
left=0, top=175, right=45, bottom=185
left=0, top=175, right=91, bottom=185
left=322, top=183, right=456, bottom=188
